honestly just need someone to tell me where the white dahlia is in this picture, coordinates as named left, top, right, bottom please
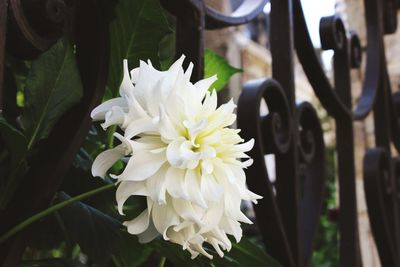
left=91, top=56, right=261, bottom=259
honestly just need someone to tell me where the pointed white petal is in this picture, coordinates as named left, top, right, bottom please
left=194, top=75, right=217, bottom=98
left=145, top=164, right=168, bottom=204
left=130, top=67, right=140, bottom=83
left=91, top=145, right=125, bottom=178
left=184, top=170, right=208, bottom=209
left=123, top=209, right=150, bottom=235
left=200, top=174, right=223, bottom=202
left=138, top=220, right=159, bottom=243
left=235, top=138, right=255, bottom=152
left=118, top=151, right=166, bottom=181
left=166, top=167, right=189, bottom=199
left=124, top=118, right=157, bottom=139
left=152, top=202, right=180, bottom=240
left=119, top=59, right=135, bottom=96
left=116, top=181, right=147, bottom=214
left=91, top=97, right=128, bottom=121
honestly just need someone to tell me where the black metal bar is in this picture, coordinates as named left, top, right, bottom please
left=161, top=0, right=205, bottom=82
left=331, top=24, right=363, bottom=267
left=0, top=0, right=7, bottom=110
left=238, top=79, right=295, bottom=267
left=269, top=1, right=301, bottom=266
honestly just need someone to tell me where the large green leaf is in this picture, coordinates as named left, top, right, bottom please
left=21, top=38, right=83, bottom=149
left=111, top=233, right=153, bottom=267
left=20, top=258, right=87, bottom=267
left=107, top=0, right=170, bottom=96
left=3, top=66, right=20, bottom=121
left=227, top=238, right=282, bottom=267
left=150, top=240, right=206, bottom=267
left=0, top=116, right=28, bottom=208
left=0, top=116, right=27, bottom=168
left=204, top=49, right=242, bottom=92
left=54, top=192, right=122, bottom=265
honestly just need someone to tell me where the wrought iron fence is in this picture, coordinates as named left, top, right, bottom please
left=0, top=0, right=399, bottom=266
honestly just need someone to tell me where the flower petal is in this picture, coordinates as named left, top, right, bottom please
left=101, top=106, right=127, bottom=129
left=119, top=59, right=135, bottom=97
left=118, top=151, right=166, bottom=181
left=200, top=174, right=223, bottom=202
left=184, top=170, right=208, bottom=209
left=194, top=75, right=217, bottom=99
left=166, top=167, right=189, bottom=199
left=152, top=201, right=180, bottom=240
left=138, top=220, right=159, bottom=243
left=124, top=117, right=158, bottom=139
left=116, top=181, right=147, bottom=214
left=91, top=145, right=125, bottom=178
left=90, top=97, right=128, bottom=121
left=145, top=164, right=168, bottom=204
left=123, top=208, right=150, bottom=235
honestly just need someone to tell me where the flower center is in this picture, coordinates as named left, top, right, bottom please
left=166, top=119, right=217, bottom=171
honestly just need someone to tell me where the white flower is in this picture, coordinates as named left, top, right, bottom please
left=91, top=56, right=262, bottom=259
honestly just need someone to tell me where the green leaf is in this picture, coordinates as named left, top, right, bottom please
left=150, top=240, right=206, bottom=267
left=54, top=192, right=122, bottom=264
left=21, top=38, right=83, bottom=149
left=204, top=49, right=242, bottom=92
left=0, top=115, right=27, bottom=168
left=227, top=238, right=282, bottom=267
left=107, top=0, right=171, bottom=96
left=3, top=66, right=20, bottom=121
left=111, top=232, right=153, bottom=267
left=20, top=258, right=87, bottom=267
left=0, top=116, right=28, bottom=208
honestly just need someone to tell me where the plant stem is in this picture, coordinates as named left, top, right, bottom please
left=0, top=183, right=116, bottom=244
left=158, top=257, right=166, bottom=267
left=106, top=125, right=117, bottom=149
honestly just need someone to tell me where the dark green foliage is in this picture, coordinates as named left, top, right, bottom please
left=20, top=258, right=87, bottom=267
left=54, top=192, right=122, bottom=265
left=0, top=38, right=83, bottom=209
left=107, top=0, right=171, bottom=97
left=311, top=146, right=339, bottom=267
left=0, top=115, right=28, bottom=208
left=111, top=232, right=153, bottom=267
left=0, top=115, right=27, bottom=169
left=3, top=66, right=20, bottom=121
left=21, top=38, right=83, bottom=149
left=229, top=238, right=282, bottom=267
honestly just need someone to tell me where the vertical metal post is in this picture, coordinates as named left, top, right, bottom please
left=270, top=0, right=301, bottom=266
left=0, top=0, right=8, bottom=110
